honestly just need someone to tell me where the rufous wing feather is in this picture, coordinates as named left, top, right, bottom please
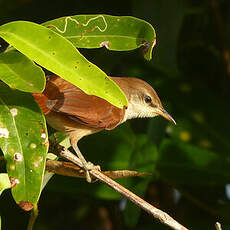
left=33, top=75, right=126, bottom=130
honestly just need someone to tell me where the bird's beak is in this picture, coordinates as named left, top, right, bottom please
left=155, top=108, right=176, bottom=125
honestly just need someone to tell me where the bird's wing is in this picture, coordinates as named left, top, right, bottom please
left=33, top=75, right=125, bottom=130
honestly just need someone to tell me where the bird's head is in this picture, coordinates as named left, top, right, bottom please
left=112, top=77, right=176, bottom=124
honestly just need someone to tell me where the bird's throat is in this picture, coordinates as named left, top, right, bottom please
left=121, top=101, right=157, bottom=123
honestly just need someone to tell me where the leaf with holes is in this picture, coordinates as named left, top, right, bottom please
left=42, top=15, right=156, bottom=60
left=0, top=173, right=11, bottom=196
left=0, top=21, right=127, bottom=109
left=0, top=82, right=48, bottom=210
left=0, top=50, right=45, bottom=93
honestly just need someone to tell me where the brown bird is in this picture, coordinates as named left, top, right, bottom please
left=33, top=75, right=175, bottom=182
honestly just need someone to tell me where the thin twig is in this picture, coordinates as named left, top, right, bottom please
left=57, top=147, right=189, bottom=230
left=215, top=222, right=222, bottom=230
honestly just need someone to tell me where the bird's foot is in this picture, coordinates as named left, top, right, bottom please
left=71, top=144, right=101, bottom=183
left=82, top=161, right=101, bottom=183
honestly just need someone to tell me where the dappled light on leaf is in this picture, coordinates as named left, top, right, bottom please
left=0, top=83, right=48, bottom=207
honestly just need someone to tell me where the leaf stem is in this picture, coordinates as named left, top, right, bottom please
left=27, top=204, right=38, bottom=230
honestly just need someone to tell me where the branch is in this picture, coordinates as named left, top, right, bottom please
left=45, top=159, right=150, bottom=179
left=56, top=146, right=189, bottom=230
left=1, top=147, right=189, bottom=229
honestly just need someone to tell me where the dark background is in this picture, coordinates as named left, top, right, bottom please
left=1, top=0, right=230, bottom=229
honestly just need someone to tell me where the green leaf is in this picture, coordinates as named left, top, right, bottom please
left=122, top=134, right=158, bottom=227
left=158, top=139, right=230, bottom=186
left=0, top=173, right=11, bottom=196
left=131, top=134, right=158, bottom=173
left=40, top=133, right=70, bottom=192
left=0, top=21, right=127, bottom=109
left=42, top=15, right=156, bottom=60
left=133, top=0, right=187, bottom=72
left=41, top=153, right=58, bottom=191
left=123, top=179, right=150, bottom=227
left=49, top=131, right=70, bottom=149
left=0, top=82, right=48, bottom=210
left=0, top=50, right=45, bottom=93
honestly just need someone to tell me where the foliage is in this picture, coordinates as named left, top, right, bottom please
left=0, top=83, right=48, bottom=207
left=0, top=11, right=157, bottom=229
left=1, top=0, right=230, bottom=230
left=0, top=174, right=10, bottom=196
left=0, top=20, right=128, bottom=108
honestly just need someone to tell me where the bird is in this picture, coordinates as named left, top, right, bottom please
left=33, top=75, right=175, bottom=182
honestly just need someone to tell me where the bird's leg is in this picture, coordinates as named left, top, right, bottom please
left=68, top=132, right=100, bottom=182
left=71, top=144, right=101, bottom=183
left=68, top=131, right=101, bottom=182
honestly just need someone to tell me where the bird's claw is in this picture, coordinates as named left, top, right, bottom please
left=83, top=161, right=101, bottom=183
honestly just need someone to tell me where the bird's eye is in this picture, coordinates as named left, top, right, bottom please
left=144, top=95, right=152, bottom=104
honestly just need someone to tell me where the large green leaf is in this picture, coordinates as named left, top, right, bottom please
left=0, top=83, right=48, bottom=210
left=0, top=173, right=11, bottom=196
left=0, top=21, right=127, bottom=109
left=42, top=15, right=156, bottom=60
left=0, top=49, right=45, bottom=93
